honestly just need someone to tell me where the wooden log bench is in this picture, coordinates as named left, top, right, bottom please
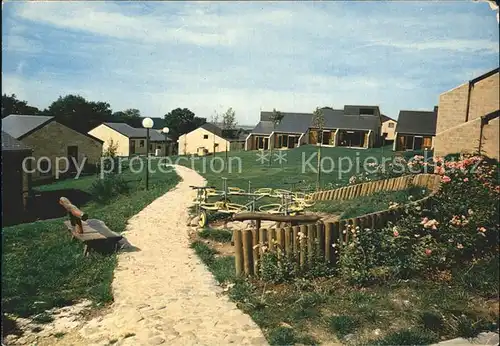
left=59, top=197, right=123, bottom=256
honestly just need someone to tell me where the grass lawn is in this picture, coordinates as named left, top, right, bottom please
left=192, top=234, right=499, bottom=346
left=310, top=186, right=429, bottom=219
left=2, top=159, right=180, bottom=319
left=175, top=145, right=406, bottom=192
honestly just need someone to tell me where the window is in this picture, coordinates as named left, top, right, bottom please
left=388, top=123, right=395, bottom=128
left=149, top=144, right=153, bottom=151
left=360, top=108, right=375, bottom=115
left=139, top=140, right=145, bottom=147
left=203, top=135, right=209, bottom=139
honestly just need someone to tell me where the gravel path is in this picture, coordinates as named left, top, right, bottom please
left=67, top=165, right=267, bottom=346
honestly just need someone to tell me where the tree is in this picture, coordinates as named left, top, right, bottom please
left=44, top=94, right=112, bottom=133
left=222, top=107, right=237, bottom=129
left=123, top=108, right=141, bottom=118
left=163, top=108, right=205, bottom=140
left=312, top=107, right=325, bottom=191
left=269, top=108, right=284, bottom=166
left=210, top=110, right=220, bottom=124
left=1, top=94, right=41, bottom=118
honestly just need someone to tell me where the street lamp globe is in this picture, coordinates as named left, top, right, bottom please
left=142, top=117, right=154, bottom=129
left=162, top=127, right=170, bottom=134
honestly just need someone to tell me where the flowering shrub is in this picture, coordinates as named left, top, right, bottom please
left=339, top=155, right=499, bottom=285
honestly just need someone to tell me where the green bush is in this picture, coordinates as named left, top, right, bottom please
left=259, top=241, right=334, bottom=284
left=339, top=155, right=500, bottom=285
left=268, top=326, right=297, bottom=345
left=328, top=315, right=359, bottom=338
left=90, top=174, right=129, bottom=203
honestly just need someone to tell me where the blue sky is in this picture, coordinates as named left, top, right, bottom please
left=2, top=1, right=499, bottom=125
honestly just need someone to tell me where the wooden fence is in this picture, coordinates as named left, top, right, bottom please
left=311, top=173, right=441, bottom=202
left=233, top=174, right=441, bottom=277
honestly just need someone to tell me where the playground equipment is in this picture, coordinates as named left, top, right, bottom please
left=191, top=177, right=316, bottom=228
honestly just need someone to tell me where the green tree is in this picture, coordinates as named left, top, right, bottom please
left=222, top=107, right=237, bottom=129
left=163, top=108, right=205, bottom=140
left=269, top=108, right=284, bottom=166
left=312, top=107, right=325, bottom=191
left=1, top=94, right=41, bottom=118
left=44, top=94, right=112, bottom=133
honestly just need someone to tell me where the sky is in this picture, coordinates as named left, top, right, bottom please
left=2, top=1, right=499, bottom=125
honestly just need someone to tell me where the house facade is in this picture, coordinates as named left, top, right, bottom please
left=381, top=114, right=397, bottom=142
left=433, top=68, right=499, bottom=160
left=245, top=105, right=382, bottom=150
left=177, top=123, right=236, bottom=155
left=88, top=122, right=171, bottom=157
left=2, top=131, right=33, bottom=225
left=2, top=115, right=103, bottom=180
left=393, top=109, right=437, bottom=151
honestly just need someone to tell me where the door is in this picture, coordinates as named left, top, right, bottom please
left=309, top=130, right=318, bottom=144
left=264, top=138, right=269, bottom=150
left=67, top=146, right=78, bottom=173
left=404, top=136, right=414, bottom=150
left=288, top=136, right=295, bottom=149
left=414, top=136, right=423, bottom=150
left=130, top=140, right=136, bottom=155
left=322, top=131, right=331, bottom=145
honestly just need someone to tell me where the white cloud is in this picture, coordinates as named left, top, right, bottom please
left=2, top=1, right=498, bottom=124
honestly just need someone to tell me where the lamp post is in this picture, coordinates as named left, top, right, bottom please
left=142, top=117, right=154, bottom=190
left=162, top=127, right=170, bottom=156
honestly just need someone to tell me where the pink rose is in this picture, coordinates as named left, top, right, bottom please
left=393, top=230, right=399, bottom=237
left=441, top=175, right=451, bottom=183
left=463, top=178, right=469, bottom=182
left=425, top=249, right=432, bottom=256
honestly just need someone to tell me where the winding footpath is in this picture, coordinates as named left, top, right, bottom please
left=51, top=165, right=267, bottom=346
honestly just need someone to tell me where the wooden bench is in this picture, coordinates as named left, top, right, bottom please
left=59, top=197, right=123, bottom=256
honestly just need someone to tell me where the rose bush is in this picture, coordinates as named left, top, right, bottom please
left=339, top=154, right=499, bottom=285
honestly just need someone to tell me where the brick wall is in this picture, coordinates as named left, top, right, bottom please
left=435, top=71, right=499, bottom=160
left=434, top=118, right=482, bottom=157
left=482, top=117, right=500, bottom=160
left=469, top=73, right=500, bottom=121
left=435, top=83, right=469, bottom=134
left=21, top=121, right=103, bottom=178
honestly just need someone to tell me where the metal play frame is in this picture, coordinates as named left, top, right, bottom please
left=191, top=177, right=316, bottom=228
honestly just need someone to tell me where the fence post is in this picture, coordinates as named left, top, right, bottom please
left=299, top=224, right=307, bottom=268
left=284, top=227, right=292, bottom=257
left=242, top=229, right=254, bottom=275
left=307, top=224, right=316, bottom=263
left=267, top=228, right=275, bottom=251
left=317, top=222, right=325, bottom=260
left=234, top=230, right=243, bottom=276
left=331, top=221, right=341, bottom=264
left=325, top=222, right=333, bottom=263
left=252, top=229, right=260, bottom=276
left=333, top=188, right=340, bottom=200
left=292, top=226, right=299, bottom=255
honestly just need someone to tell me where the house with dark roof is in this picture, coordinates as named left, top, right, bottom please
left=88, top=122, right=172, bottom=157
left=2, top=114, right=103, bottom=179
left=2, top=131, right=33, bottom=224
left=434, top=67, right=499, bottom=160
left=245, top=105, right=383, bottom=150
left=177, top=123, right=248, bottom=155
left=393, top=108, right=438, bottom=151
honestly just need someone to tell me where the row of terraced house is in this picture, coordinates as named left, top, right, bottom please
left=179, top=68, right=498, bottom=159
